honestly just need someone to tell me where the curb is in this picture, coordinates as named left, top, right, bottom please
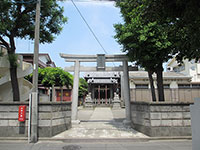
left=0, top=136, right=192, bottom=143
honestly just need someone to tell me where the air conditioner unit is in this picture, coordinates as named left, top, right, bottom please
left=167, top=66, right=173, bottom=71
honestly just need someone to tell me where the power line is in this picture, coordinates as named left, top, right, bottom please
left=71, top=0, right=117, bottom=66
left=71, top=0, right=108, bottom=54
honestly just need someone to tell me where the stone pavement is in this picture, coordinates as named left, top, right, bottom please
left=53, top=107, right=148, bottom=139
left=0, top=140, right=192, bottom=150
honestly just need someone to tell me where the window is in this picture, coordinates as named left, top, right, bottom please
left=178, top=84, right=191, bottom=89
left=173, top=65, right=185, bottom=72
left=136, top=84, right=148, bottom=89
left=192, top=84, right=200, bottom=89
left=163, top=84, right=170, bottom=89
left=191, top=59, right=195, bottom=64
left=191, top=66, right=195, bottom=71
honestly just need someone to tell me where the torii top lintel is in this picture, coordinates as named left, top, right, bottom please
left=60, top=53, right=129, bottom=62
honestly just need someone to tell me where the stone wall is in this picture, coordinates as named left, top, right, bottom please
left=131, top=101, right=192, bottom=137
left=0, top=102, right=71, bottom=137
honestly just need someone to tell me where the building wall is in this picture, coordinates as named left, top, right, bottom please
left=130, top=88, right=200, bottom=103
left=129, top=77, right=196, bottom=103
left=39, top=55, right=48, bottom=65
left=0, top=46, right=7, bottom=55
left=56, top=89, right=72, bottom=102
left=130, top=89, right=175, bottom=102
left=131, top=101, right=192, bottom=137
left=0, top=102, right=71, bottom=137
left=168, top=58, right=200, bottom=82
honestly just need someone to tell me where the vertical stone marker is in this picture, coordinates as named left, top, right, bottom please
left=190, top=98, right=200, bottom=150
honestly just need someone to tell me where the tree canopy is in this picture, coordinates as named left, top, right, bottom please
left=0, top=0, right=67, bottom=45
left=114, top=0, right=175, bottom=101
left=26, top=67, right=73, bottom=88
left=79, top=78, right=88, bottom=98
left=0, top=0, right=67, bottom=101
left=26, top=67, right=88, bottom=98
left=115, top=0, right=200, bottom=101
left=160, top=0, right=200, bottom=62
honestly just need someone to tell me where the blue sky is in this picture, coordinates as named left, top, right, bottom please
left=16, top=1, right=124, bottom=68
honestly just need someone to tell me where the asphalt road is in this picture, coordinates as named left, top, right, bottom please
left=0, top=140, right=192, bottom=150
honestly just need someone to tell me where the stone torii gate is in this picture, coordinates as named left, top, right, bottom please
left=60, top=54, right=134, bottom=126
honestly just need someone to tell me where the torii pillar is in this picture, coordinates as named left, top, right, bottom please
left=122, top=60, right=131, bottom=126
left=71, top=60, right=80, bottom=122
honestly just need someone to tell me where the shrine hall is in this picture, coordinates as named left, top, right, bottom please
left=84, top=72, right=121, bottom=106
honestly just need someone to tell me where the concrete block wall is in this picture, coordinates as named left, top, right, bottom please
left=38, top=102, right=71, bottom=137
left=0, top=102, right=29, bottom=137
left=131, top=101, right=192, bottom=137
left=0, top=102, right=71, bottom=137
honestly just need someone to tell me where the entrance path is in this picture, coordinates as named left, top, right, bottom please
left=53, top=107, right=148, bottom=139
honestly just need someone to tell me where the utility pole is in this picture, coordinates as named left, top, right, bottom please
left=31, top=0, right=41, bottom=143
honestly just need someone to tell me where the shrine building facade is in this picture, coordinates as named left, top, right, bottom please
left=84, top=72, right=121, bottom=106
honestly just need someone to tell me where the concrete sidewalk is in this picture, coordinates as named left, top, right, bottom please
left=53, top=107, right=148, bottom=139
left=0, top=140, right=192, bottom=150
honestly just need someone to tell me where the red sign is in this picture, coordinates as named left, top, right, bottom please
left=18, top=105, right=26, bottom=122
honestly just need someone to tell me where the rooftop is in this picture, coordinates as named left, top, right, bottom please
left=129, top=71, right=191, bottom=79
left=84, top=72, right=120, bottom=78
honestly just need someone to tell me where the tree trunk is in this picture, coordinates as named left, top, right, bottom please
left=9, top=66, right=20, bottom=101
left=8, top=35, right=20, bottom=101
left=148, top=71, right=157, bottom=102
left=156, top=63, right=165, bottom=101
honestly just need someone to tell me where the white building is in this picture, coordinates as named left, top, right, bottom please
left=167, top=57, right=200, bottom=83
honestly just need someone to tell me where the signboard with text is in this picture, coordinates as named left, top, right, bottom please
left=18, top=105, right=26, bottom=122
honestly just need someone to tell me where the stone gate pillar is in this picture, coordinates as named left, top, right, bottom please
left=122, top=60, right=132, bottom=126
left=120, top=72, right=125, bottom=106
left=71, top=60, right=80, bottom=122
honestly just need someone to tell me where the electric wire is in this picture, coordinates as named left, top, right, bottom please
left=13, top=0, right=117, bottom=66
left=71, top=0, right=108, bottom=54
left=71, top=0, right=116, bottom=66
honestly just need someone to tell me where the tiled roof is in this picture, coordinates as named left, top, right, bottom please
left=129, top=71, right=191, bottom=79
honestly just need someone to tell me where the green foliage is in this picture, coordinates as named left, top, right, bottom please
left=25, top=67, right=73, bottom=88
left=40, top=67, right=73, bottom=87
left=24, top=73, right=32, bottom=82
left=0, top=0, right=67, bottom=101
left=0, top=0, right=67, bottom=44
left=114, top=1, right=174, bottom=72
left=161, top=0, right=200, bottom=62
left=79, top=78, right=88, bottom=98
left=117, top=0, right=200, bottom=63
left=25, top=68, right=88, bottom=98
left=114, top=0, right=176, bottom=101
